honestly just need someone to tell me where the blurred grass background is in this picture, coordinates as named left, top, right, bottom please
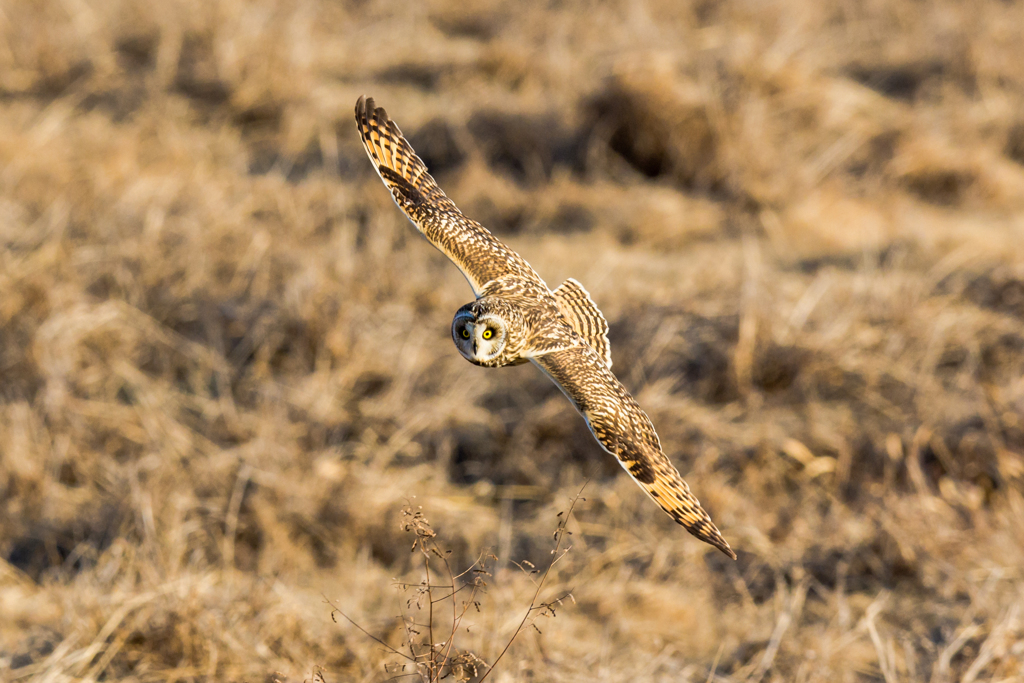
left=2, top=0, right=1024, bottom=681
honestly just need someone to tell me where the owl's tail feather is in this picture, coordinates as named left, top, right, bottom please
left=355, top=96, right=449, bottom=212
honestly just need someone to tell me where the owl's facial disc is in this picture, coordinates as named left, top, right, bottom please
left=452, top=311, right=506, bottom=364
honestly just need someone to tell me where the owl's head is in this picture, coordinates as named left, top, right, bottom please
left=451, top=299, right=521, bottom=367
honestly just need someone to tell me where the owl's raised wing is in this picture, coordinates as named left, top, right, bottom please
left=530, top=344, right=735, bottom=558
left=355, top=97, right=542, bottom=296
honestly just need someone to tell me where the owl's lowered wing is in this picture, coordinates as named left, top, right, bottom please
left=355, top=97, right=542, bottom=296
left=530, top=344, right=735, bottom=559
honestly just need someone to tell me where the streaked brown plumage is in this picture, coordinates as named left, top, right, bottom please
left=355, top=96, right=736, bottom=559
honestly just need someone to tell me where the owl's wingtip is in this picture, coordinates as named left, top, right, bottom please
left=705, top=529, right=736, bottom=560
left=354, top=95, right=383, bottom=123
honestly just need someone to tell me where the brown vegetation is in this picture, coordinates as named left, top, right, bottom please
left=2, top=0, right=1024, bottom=681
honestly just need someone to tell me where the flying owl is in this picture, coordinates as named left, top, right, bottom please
left=355, top=96, right=735, bottom=559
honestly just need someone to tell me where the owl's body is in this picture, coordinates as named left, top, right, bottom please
left=454, top=276, right=591, bottom=367
left=356, top=97, right=735, bottom=559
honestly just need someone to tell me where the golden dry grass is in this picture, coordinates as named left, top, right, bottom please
left=2, top=0, right=1024, bottom=681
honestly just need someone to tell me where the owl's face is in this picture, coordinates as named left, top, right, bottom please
left=452, top=310, right=509, bottom=366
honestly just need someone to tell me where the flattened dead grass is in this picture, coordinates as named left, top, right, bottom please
left=2, top=1, right=1024, bottom=681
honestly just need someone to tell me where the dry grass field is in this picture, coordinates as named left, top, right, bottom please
left=2, top=0, right=1024, bottom=681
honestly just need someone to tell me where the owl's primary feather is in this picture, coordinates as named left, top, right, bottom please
left=355, top=96, right=542, bottom=296
left=355, top=96, right=735, bottom=559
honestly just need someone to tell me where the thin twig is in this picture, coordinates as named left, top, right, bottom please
left=443, top=551, right=459, bottom=678
left=324, top=599, right=414, bottom=662
left=478, top=483, right=587, bottom=683
left=423, top=551, right=435, bottom=677
left=430, top=583, right=471, bottom=604
left=451, top=549, right=494, bottom=580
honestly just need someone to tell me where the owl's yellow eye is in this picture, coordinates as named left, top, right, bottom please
left=461, top=328, right=470, bottom=339
left=482, top=329, right=493, bottom=340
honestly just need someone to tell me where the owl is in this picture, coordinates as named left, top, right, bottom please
left=355, top=96, right=735, bottom=559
